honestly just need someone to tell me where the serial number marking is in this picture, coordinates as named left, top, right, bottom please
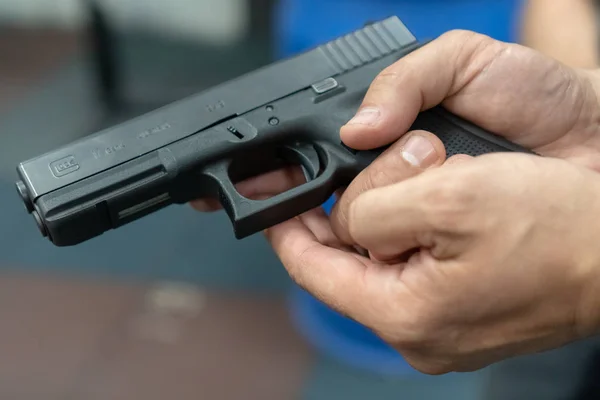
left=50, top=155, right=79, bottom=178
left=92, top=143, right=125, bottom=159
left=138, top=123, right=171, bottom=139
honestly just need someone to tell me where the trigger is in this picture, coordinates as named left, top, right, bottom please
left=301, top=164, right=314, bottom=183
left=279, top=143, right=321, bottom=181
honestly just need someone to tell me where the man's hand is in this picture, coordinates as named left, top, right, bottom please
left=190, top=30, right=600, bottom=373
left=328, top=28, right=600, bottom=246
left=339, top=30, right=600, bottom=169
left=266, top=150, right=600, bottom=374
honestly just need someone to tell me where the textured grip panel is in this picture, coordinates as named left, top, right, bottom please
left=410, top=107, right=532, bottom=156
left=317, top=16, right=418, bottom=72
left=441, top=129, right=504, bottom=157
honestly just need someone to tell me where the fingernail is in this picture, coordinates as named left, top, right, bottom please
left=401, top=135, right=438, bottom=168
left=347, top=107, right=380, bottom=126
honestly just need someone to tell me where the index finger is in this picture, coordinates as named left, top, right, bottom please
left=264, top=216, right=372, bottom=321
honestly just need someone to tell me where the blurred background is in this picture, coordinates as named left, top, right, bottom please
left=0, top=0, right=599, bottom=399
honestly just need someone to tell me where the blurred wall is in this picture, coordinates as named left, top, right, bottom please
left=0, top=0, right=250, bottom=44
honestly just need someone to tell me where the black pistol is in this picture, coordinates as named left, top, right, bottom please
left=15, top=16, right=531, bottom=247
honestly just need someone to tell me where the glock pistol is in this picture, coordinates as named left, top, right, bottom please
left=15, top=16, right=532, bottom=247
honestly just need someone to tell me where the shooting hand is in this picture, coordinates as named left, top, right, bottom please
left=341, top=30, right=600, bottom=170
left=266, top=149, right=600, bottom=374
left=190, top=30, right=600, bottom=374
left=262, top=31, right=600, bottom=374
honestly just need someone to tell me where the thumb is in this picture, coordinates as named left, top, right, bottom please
left=330, top=130, right=446, bottom=244
left=345, top=163, right=473, bottom=260
left=340, top=30, right=505, bottom=150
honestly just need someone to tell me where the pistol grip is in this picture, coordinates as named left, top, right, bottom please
left=411, top=106, right=534, bottom=156
left=347, top=105, right=535, bottom=173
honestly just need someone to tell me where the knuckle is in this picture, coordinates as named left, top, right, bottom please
left=439, top=29, right=497, bottom=55
left=440, top=28, right=487, bottom=44
left=423, top=171, right=479, bottom=232
left=364, top=66, right=406, bottom=101
left=346, top=195, right=367, bottom=243
left=373, top=66, right=401, bottom=85
left=285, top=242, right=317, bottom=288
left=364, top=165, right=395, bottom=190
left=438, top=29, right=507, bottom=85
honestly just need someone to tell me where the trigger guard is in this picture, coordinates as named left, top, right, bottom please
left=279, top=143, right=322, bottom=181
left=199, top=141, right=355, bottom=240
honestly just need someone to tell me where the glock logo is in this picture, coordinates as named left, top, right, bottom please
left=50, top=156, right=79, bottom=177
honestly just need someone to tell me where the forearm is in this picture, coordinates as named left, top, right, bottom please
left=520, top=0, right=599, bottom=68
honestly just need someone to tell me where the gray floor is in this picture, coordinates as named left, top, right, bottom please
left=1, top=30, right=599, bottom=400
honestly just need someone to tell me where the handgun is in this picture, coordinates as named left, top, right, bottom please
left=15, top=16, right=532, bottom=247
